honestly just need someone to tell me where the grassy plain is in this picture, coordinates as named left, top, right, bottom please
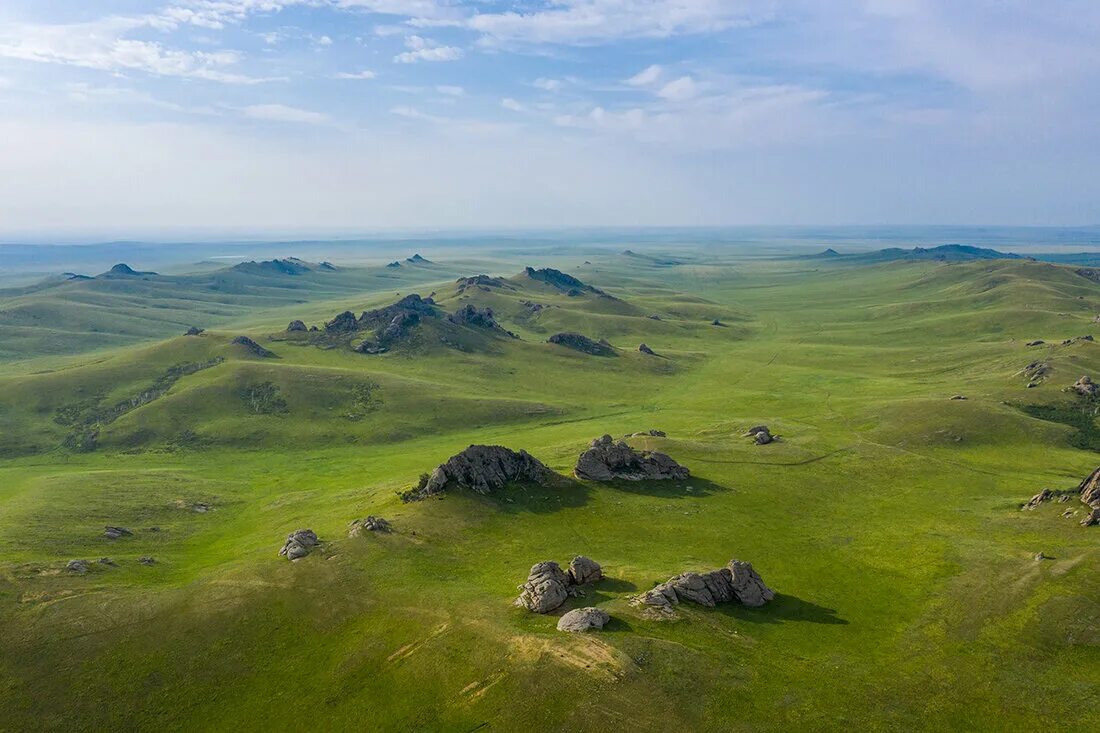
left=1, top=249, right=1099, bottom=731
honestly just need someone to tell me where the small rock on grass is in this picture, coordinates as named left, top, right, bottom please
left=66, top=559, right=88, bottom=574
left=557, top=607, right=610, bottom=633
left=279, top=529, right=319, bottom=560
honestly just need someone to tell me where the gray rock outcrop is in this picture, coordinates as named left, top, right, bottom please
left=745, top=425, right=774, bottom=445
left=547, top=332, right=616, bottom=356
left=66, top=559, right=88, bottom=573
left=568, top=555, right=603, bottom=585
left=574, top=434, right=689, bottom=481
left=279, top=529, right=319, bottom=560
left=634, top=559, right=774, bottom=612
left=1079, top=466, right=1100, bottom=508
left=557, top=607, right=610, bottom=633
left=349, top=515, right=391, bottom=536
left=515, top=556, right=604, bottom=613
left=103, top=526, right=132, bottom=539
left=230, top=336, right=276, bottom=358
left=403, top=445, right=552, bottom=501
left=1022, top=489, right=1054, bottom=510
left=1073, top=375, right=1098, bottom=397
left=638, top=343, right=656, bottom=355
left=287, top=320, right=307, bottom=332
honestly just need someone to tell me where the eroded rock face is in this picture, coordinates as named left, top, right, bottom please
left=403, top=445, right=552, bottom=501
left=278, top=529, right=319, bottom=560
left=1023, top=489, right=1054, bottom=510
left=230, top=336, right=275, bottom=358
left=568, top=556, right=603, bottom=585
left=287, top=320, right=307, bottom=332
left=1072, top=376, right=1098, bottom=397
left=557, top=607, right=610, bottom=633
left=349, top=516, right=391, bottom=536
left=1078, top=466, right=1100, bottom=509
left=634, top=560, right=774, bottom=612
left=326, top=310, right=359, bottom=333
left=574, top=434, right=689, bottom=481
left=547, top=332, right=616, bottom=356
left=516, top=561, right=572, bottom=613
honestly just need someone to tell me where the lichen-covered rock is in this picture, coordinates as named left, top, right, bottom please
left=403, top=445, right=552, bottom=501
left=516, top=561, right=571, bottom=613
left=557, top=607, right=610, bottom=633
left=1072, top=375, right=1098, bottom=397
left=568, top=556, right=603, bottom=585
left=1023, top=489, right=1054, bottom=510
left=1079, top=466, right=1100, bottom=508
left=287, top=320, right=307, bottom=332
left=278, top=529, right=319, bottom=560
left=574, top=434, right=689, bottom=481
left=349, top=516, right=391, bottom=536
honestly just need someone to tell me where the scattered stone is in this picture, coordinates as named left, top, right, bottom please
left=403, top=445, right=552, bottom=501
left=230, top=336, right=276, bottom=358
left=574, top=434, right=689, bottom=481
left=349, top=515, right=392, bottom=536
left=1022, top=489, right=1054, bottom=510
left=287, top=320, right=307, bottom=332
left=547, top=332, right=616, bottom=356
left=192, top=502, right=212, bottom=513
left=66, top=559, right=88, bottom=574
left=950, top=395, right=967, bottom=400
left=516, top=561, right=572, bottom=613
left=1072, top=375, right=1098, bottom=397
left=184, top=326, right=204, bottom=336
left=103, top=526, right=133, bottom=539
left=98, top=557, right=115, bottom=566
left=139, top=556, right=156, bottom=566
left=638, top=343, right=656, bottom=355
left=557, top=607, right=610, bottom=633
left=1023, top=361, right=1050, bottom=386
left=745, top=425, right=775, bottom=445
left=633, top=560, right=774, bottom=612
left=625, top=430, right=666, bottom=438
left=1026, top=340, right=1045, bottom=346
left=568, top=556, right=603, bottom=585
left=279, top=529, right=320, bottom=560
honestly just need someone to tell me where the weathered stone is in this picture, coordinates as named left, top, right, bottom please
left=729, top=560, right=775, bottom=607
left=634, top=559, right=774, bottom=611
left=557, top=607, right=610, bottom=633
left=325, top=310, right=359, bottom=333
left=745, top=425, right=775, bottom=444
left=103, top=526, right=133, bottom=539
left=568, top=556, right=603, bottom=585
left=278, top=529, right=319, bottom=560
left=1081, top=508, right=1100, bottom=527
left=1072, top=375, right=1098, bottom=397
left=287, top=320, right=307, bottom=332
left=349, top=515, right=392, bottom=536
left=404, top=445, right=552, bottom=501
left=516, top=561, right=571, bottom=613
left=66, top=559, right=88, bottom=573
left=1079, top=466, right=1100, bottom=508
left=139, top=556, right=156, bottom=566
left=638, top=343, right=656, bottom=355
left=574, top=434, right=689, bottom=482
left=1022, top=489, right=1054, bottom=510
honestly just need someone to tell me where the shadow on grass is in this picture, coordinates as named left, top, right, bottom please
left=714, top=593, right=848, bottom=626
left=601, top=476, right=726, bottom=499
left=484, top=477, right=591, bottom=514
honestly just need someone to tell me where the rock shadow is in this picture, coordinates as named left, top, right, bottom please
left=483, top=476, right=591, bottom=514
left=714, top=593, right=847, bottom=625
left=596, top=476, right=726, bottom=499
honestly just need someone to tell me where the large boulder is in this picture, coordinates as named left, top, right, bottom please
left=66, top=559, right=89, bottom=574
left=745, top=425, right=775, bottom=445
left=568, top=556, right=603, bottom=585
left=403, top=445, right=552, bottom=501
left=516, top=561, right=572, bottom=613
left=325, top=310, right=359, bottom=333
left=729, top=560, right=775, bottom=607
left=557, top=607, right=610, bottom=633
left=1022, top=488, right=1054, bottom=510
left=634, top=560, right=774, bottom=611
left=1072, top=375, right=1098, bottom=397
left=1080, top=467, right=1100, bottom=508
left=278, top=529, right=319, bottom=560
left=574, top=434, right=689, bottom=481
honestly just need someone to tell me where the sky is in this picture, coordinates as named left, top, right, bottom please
left=0, top=0, right=1097, bottom=237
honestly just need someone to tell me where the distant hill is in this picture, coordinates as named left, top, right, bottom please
left=809, top=244, right=1028, bottom=264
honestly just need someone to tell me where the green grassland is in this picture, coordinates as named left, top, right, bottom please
left=1, top=248, right=1099, bottom=731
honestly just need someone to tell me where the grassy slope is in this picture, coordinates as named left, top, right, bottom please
left=1, top=253, right=1099, bottom=731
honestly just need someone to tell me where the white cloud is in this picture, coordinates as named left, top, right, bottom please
left=393, top=35, right=463, bottom=63
left=436, top=85, right=464, bottom=96
left=501, top=97, right=526, bottom=112
left=626, top=64, right=662, bottom=86
left=317, top=35, right=333, bottom=46
left=334, top=70, right=377, bottom=79
left=657, top=76, right=699, bottom=101
left=533, top=77, right=563, bottom=91
left=241, top=103, right=328, bottom=124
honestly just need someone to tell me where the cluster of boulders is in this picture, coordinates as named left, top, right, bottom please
left=1071, top=375, right=1098, bottom=397
left=230, top=335, right=276, bottom=358
left=515, top=556, right=604, bottom=613
left=1062, top=335, right=1094, bottom=345
left=402, top=445, right=552, bottom=501
left=447, top=304, right=515, bottom=337
left=67, top=556, right=154, bottom=573
left=547, top=332, right=615, bottom=356
left=348, top=516, right=391, bottom=536
left=634, top=560, right=774, bottom=613
left=1023, top=361, right=1050, bottom=387
left=745, top=425, right=776, bottom=445
left=278, top=529, right=320, bottom=560
left=575, top=434, right=689, bottom=481
left=456, top=274, right=513, bottom=294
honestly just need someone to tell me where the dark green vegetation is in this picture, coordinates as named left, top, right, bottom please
left=2, top=247, right=1100, bottom=731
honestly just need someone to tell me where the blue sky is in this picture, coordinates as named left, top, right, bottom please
left=0, top=1, right=1097, bottom=236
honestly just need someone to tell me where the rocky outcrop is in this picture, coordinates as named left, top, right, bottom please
left=634, top=560, right=774, bottom=612
left=1023, top=361, right=1050, bottom=387
left=1026, top=340, right=1045, bottom=347
left=184, top=326, right=204, bottom=336
left=406, top=253, right=431, bottom=264
left=449, top=304, right=507, bottom=332
left=386, top=261, right=401, bottom=268
left=349, top=516, right=391, bottom=536
left=456, top=274, right=513, bottom=294
left=1081, top=508, right=1100, bottom=527
left=547, top=332, right=615, bottom=356
left=1022, top=489, right=1054, bottom=510
left=638, top=343, right=656, bottom=355
left=66, top=559, right=88, bottom=574
left=625, top=430, right=666, bottom=438
left=326, top=310, right=359, bottom=333
left=103, top=526, right=132, bottom=539
left=745, top=425, right=774, bottom=445
left=287, top=320, right=307, bottom=332
left=278, top=529, right=319, bottom=560
left=574, top=434, right=689, bottom=481
left=557, top=607, right=610, bottom=633
left=1072, top=376, right=1098, bottom=397
left=230, top=336, right=276, bottom=358
left=1078, top=466, right=1100, bottom=509
left=403, top=445, right=552, bottom=501
left=515, top=556, right=604, bottom=613
left=522, top=267, right=606, bottom=297
left=359, top=294, right=437, bottom=329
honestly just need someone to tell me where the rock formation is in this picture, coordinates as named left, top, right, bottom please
left=349, top=516, right=391, bottom=536
left=557, top=607, right=610, bottom=633
left=1026, top=340, right=1045, bottom=347
left=638, top=343, right=656, bottom=355
left=406, top=253, right=431, bottom=264
left=625, top=430, right=666, bottom=438
left=635, top=560, right=774, bottom=612
left=522, top=267, right=607, bottom=297
left=448, top=304, right=507, bottom=332
left=103, top=526, right=132, bottom=539
left=139, top=556, right=156, bottom=566
left=66, top=559, right=88, bottom=573
left=403, top=445, right=552, bottom=501
left=515, top=556, right=604, bottom=613
left=547, top=332, right=615, bottom=356
left=745, top=425, right=775, bottom=445
left=574, top=435, right=689, bottom=481
left=184, top=326, right=204, bottom=336
left=456, top=274, right=513, bottom=294
left=1072, top=375, right=1098, bottom=397
left=287, top=320, right=307, bottom=332
left=1023, top=361, right=1050, bottom=387
left=279, top=529, right=319, bottom=560
left=326, top=310, right=359, bottom=333
left=1022, top=489, right=1053, bottom=510
left=230, top=336, right=276, bottom=358
left=1078, top=466, right=1100, bottom=509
